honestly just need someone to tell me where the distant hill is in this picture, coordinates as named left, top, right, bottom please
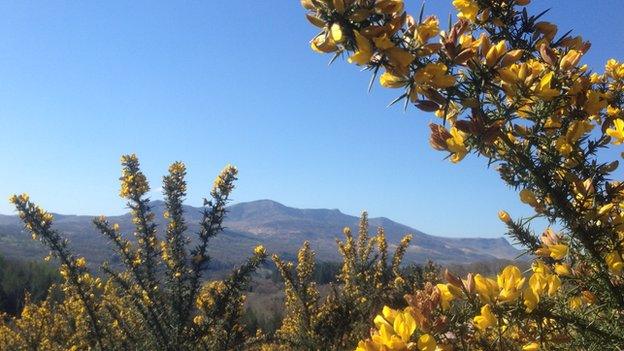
left=0, top=199, right=520, bottom=268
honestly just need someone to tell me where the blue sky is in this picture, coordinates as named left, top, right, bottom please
left=0, top=0, right=622, bottom=238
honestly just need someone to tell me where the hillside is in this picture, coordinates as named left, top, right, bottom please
left=0, top=199, right=520, bottom=267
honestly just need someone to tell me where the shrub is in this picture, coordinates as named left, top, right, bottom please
left=300, top=0, right=624, bottom=349
left=270, top=214, right=433, bottom=349
left=1, top=155, right=267, bottom=351
left=0, top=155, right=423, bottom=351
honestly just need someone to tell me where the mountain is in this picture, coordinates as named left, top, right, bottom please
left=0, top=199, right=520, bottom=268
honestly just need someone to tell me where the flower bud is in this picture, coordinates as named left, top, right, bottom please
left=301, top=0, right=314, bottom=10
left=582, top=290, right=596, bottom=304
left=539, top=44, right=558, bottom=66
left=500, top=49, right=523, bottom=67
left=554, top=263, right=571, bottom=277
left=429, top=124, right=452, bottom=151
left=332, top=0, right=345, bottom=14
left=414, top=100, right=440, bottom=112
left=560, top=50, right=582, bottom=70
left=535, top=247, right=551, bottom=257
left=604, top=160, right=619, bottom=172
left=305, top=14, right=326, bottom=28
left=454, top=48, right=476, bottom=64
left=498, top=210, right=512, bottom=224
left=465, top=273, right=475, bottom=294
left=444, top=269, right=464, bottom=288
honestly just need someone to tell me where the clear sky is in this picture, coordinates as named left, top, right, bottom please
left=0, top=0, right=623, bottom=238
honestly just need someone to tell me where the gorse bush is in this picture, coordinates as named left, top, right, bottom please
left=268, top=216, right=437, bottom=350
left=0, top=157, right=427, bottom=350
left=1, top=156, right=268, bottom=350
left=300, top=0, right=624, bottom=349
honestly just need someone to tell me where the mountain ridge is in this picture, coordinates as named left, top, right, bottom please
left=0, top=199, right=520, bottom=266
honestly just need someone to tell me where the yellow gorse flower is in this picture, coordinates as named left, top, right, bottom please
left=414, top=63, right=456, bottom=90
left=414, top=16, right=440, bottom=44
left=372, top=34, right=415, bottom=73
left=473, top=304, right=496, bottom=331
left=497, top=266, right=526, bottom=303
left=533, top=71, right=559, bottom=100
left=393, top=311, right=416, bottom=343
left=474, top=274, right=498, bottom=303
left=522, top=342, right=540, bottom=351
left=606, top=251, right=624, bottom=274
left=417, top=334, right=436, bottom=351
left=369, top=307, right=417, bottom=349
left=607, top=119, right=624, bottom=145
left=75, top=257, right=87, bottom=269
left=375, top=0, right=404, bottom=15
left=535, top=228, right=569, bottom=260
left=486, top=40, right=507, bottom=67
left=547, top=244, right=569, bottom=260
left=452, top=0, right=479, bottom=22
left=436, top=283, right=455, bottom=310
left=253, top=245, right=266, bottom=256
left=349, top=31, right=373, bottom=65
left=380, top=71, right=407, bottom=88
left=445, top=127, right=468, bottom=163
left=554, top=263, right=571, bottom=276
left=523, top=262, right=561, bottom=312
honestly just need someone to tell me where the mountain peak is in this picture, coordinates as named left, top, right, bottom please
left=234, top=199, right=289, bottom=208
